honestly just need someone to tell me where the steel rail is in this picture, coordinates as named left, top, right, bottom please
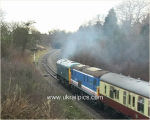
left=41, top=51, right=57, bottom=79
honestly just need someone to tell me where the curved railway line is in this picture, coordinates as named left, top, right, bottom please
left=40, top=50, right=128, bottom=119
left=42, top=53, right=57, bottom=79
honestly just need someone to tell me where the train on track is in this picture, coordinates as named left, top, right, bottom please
left=56, top=59, right=150, bottom=119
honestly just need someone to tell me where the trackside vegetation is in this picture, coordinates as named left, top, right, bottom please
left=1, top=20, right=92, bottom=119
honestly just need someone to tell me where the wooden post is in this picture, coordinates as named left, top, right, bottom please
left=34, top=51, right=36, bottom=63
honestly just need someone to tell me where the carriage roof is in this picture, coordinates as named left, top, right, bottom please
left=101, top=72, right=150, bottom=98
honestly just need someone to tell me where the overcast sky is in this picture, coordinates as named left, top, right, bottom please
left=1, top=0, right=122, bottom=33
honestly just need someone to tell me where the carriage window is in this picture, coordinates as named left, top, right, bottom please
left=113, top=89, right=119, bottom=99
left=114, top=90, right=117, bottom=98
left=116, top=90, right=119, bottom=99
left=128, top=94, right=131, bottom=105
left=110, top=86, right=114, bottom=99
left=104, top=85, right=107, bottom=94
left=123, top=91, right=126, bottom=105
left=132, top=96, right=135, bottom=107
left=137, top=96, right=144, bottom=113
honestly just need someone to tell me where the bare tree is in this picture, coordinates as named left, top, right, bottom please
left=0, top=9, right=4, bottom=22
left=116, top=0, right=149, bottom=25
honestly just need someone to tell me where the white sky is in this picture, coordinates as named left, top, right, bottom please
left=1, top=0, right=122, bottom=33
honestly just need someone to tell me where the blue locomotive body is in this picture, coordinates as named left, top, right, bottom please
left=71, top=69, right=99, bottom=95
left=70, top=64, right=107, bottom=96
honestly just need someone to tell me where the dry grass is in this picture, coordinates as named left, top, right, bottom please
left=2, top=94, right=58, bottom=119
left=2, top=94, right=34, bottom=119
left=1, top=49, right=60, bottom=119
left=1, top=48, right=92, bottom=119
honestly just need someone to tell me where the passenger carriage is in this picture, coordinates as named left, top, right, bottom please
left=99, top=72, right=150, bottom=119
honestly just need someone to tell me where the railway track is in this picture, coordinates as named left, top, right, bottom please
left=42, top=52, right=57, bottom=79
left=40, top=50, right=128, bottom=119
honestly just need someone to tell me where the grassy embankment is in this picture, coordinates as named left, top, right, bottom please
left=1, top=48, right=91, bottom=119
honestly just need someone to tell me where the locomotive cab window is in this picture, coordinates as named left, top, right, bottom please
left=137, top=96, right=144, bottom=113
